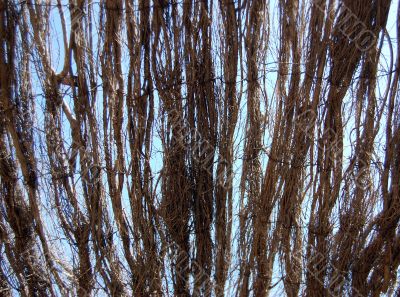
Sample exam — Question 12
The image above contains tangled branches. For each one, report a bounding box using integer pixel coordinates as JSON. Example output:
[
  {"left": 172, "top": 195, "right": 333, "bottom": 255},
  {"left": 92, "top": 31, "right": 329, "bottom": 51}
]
[{"left": 0, "top": 0, "right": 399, "bottom": 296}]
